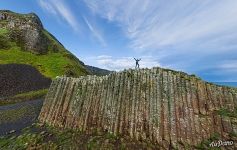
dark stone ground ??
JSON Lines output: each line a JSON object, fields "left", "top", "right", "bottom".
{"left": 0, "top": 64, "right": 51, "bottom": 99}
{"left": 0, "top": 64, "right": 49, "bottom": 137}
{"left": 0, "top": 99, "right": 43, "bottom": 136}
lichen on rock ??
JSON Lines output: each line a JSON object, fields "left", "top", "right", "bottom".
{"left": 0, "top": 10, "right": 49, "bottom": 54}
{"left": 39, "top": 67, "right": 237, "bottom": 149}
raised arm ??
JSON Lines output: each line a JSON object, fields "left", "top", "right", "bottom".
{"left": 134, "top": 58, "right": 137, "bottom": 61}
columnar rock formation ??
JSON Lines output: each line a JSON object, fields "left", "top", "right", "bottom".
{"left": 39, "top": 67, "right": 237, "bottom": 149}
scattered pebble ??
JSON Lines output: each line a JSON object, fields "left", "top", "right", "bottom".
{"left": 9, "top": 129, "right": 15, "bottom": 134}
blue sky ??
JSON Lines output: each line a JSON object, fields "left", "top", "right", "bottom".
{"left": 1, "top": 0, "right": 237, "bottom": 82}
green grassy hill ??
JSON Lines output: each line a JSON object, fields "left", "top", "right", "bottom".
{"left": 0, "top": 10, "right": 88, "bottom": 103}
{"left": 0, "top": 28, "right": 88, "bottom": 79}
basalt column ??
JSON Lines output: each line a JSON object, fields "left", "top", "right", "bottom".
{"left": 39, "top": 67, "right": 237, "bottom": 148}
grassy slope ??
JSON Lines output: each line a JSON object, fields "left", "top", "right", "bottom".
{"left": 0, "top": 28, "right": 88, "bottom": 79}
{"left": 0, "top": 48, "right": 79, "bottom": 78}
{"left": 0, "top": 27, "right": 88, "bottom": 104}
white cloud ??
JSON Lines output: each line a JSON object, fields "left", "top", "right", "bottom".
{"left": 84, "top": 0, "right": 237, "bottom": 81}
{"left": 86, "top": 55, "right": 160, "bottom": 71}
{"left": 84, "top": 0, "right": 237, "bottom": 52}
{"left": 38, "top": 0, "right": 57, "bottom": 15}
{"left": 38, "top": 0, "right": 79, "bottom": 31}
{"left": 97, "top": 55, "right": 112, "bottom": 59}
{"left": 219, "top": 60, "right": 237, "bottom": 72}
{"left": 83, "top": 16, "right": 107, "bottom": 46}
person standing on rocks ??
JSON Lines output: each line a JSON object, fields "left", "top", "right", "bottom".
{"left": 134, "top": 58, "right": 141, "bottom": 69}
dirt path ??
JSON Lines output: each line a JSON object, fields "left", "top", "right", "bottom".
{"left": 0, "top": 99, "right": 43, "bottom": 136}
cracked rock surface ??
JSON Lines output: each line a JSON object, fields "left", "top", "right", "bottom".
{"left": 39, "top": 67, "right": 237, "bottom": 149}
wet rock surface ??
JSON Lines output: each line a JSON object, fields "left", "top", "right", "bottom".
{"left": 39, "top": 67, "right": 237, "bottom": 148}
{"left": 0, "top": 64, "right": 51, "bottom": 99}
{"left": 0, "top": 99, "right": 43, "bottom": 136}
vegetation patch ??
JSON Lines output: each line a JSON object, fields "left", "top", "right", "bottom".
{"left": 0, "top": 89, "right": 48, "bottom": 106}
{"left": 194, "top": 133, "right": 221, "bottom": 150}
{"left": 0, "top": 28, "right": 13, "bottom": 49}
{"left": 0, "top": 106, "right": 32, "bottom": 124}
{"left": 0, "top": 28, "right": 9, "bottom": 35}
{"left": 0, "top": 48, "right": 87, "bottom": 78}
{"left": 216, "top": 107, "right": 237, "bottom": 118}
{"left": 0, "top": 99, "right": 42, "bottom": 125}
{"left": 0, "top": 124, "right": 160, "bottom": 150}
{"left": 229, "top": 131, "right": 237, "bottom": 138}
{"left": 0, "top": 27, "right": 88, "bottom": 79}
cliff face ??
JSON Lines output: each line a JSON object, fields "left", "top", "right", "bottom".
{"left": 0, "top": 10, "right": 89, "bottom": 78}
{"left": 0, "top": 10, "right": 49, "bottom": 54}
{"left": 39, "top": 67, "right": 237, "bottom": 149}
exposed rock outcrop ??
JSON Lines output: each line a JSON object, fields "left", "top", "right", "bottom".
{"left": 0, "top": 10, "right": 108, "bottom": 77}
{"left": 0, "top": 10, "right": 90, "bottom": 78}
{"left": 0, "top": 10, "right": 49, "bottom": 54}
{"left": 39, "top": 67, "right": 237, "bottom": 149}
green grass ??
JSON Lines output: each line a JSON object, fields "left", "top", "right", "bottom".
{"left": 0, "top": 28, "right": 8, "bottom": 35}
{"left": 0, "top": 28, "right": 88, "bottom": 78}
{"left": 194, "top": 133, "right": 221, "bottom": 150}
{"left": 216, "top": 107, "right": 237, "bottom": 118}
{"left": 0, "top": 28, "right": 13, "bottom": 49}
{"left": 43, "top": 29, "right": 65, "bottom": 53}
{"left": 0, "top": 124, "right": 160, "bottom": 150}
{"left": 229, "top": 131, "right": 237, "bottom": 138}
{"left": 0, "top": 89, "right": 48, "bottom": 106}
{"left": 0, "top": 24, "right": 88, "bottom": 106}
{"left": 0, "top": 48, "right": 87, "bottom": 78}
{"left": 0, "top": 99, "right": 42, "bottom": 125}
{"left": 0, "top": 106, "right": 33, "bottom": 124}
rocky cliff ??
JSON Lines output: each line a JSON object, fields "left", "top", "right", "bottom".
{"left": 0, "top": 10, "right": 49, "bottom": 54}
{"left": 39, "top": 67, "right": 237, "bottom": 149}
{"left": 0, "top": 10, "right": 89, "bottom": 78}
{"left": 0, "top": 10, "right": 112, "bottom": 78}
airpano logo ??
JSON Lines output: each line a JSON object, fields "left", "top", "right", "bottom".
{"left": 209, "top": 140, "right": 234, "bottom": 147}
